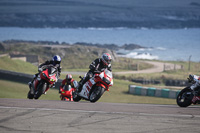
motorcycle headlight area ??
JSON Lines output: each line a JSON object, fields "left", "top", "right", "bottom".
{"left": 103, "top": 77, "right": 111, "bottom": 85}
{"left": 50, "top": 78, "right": 55, "bottom": 82}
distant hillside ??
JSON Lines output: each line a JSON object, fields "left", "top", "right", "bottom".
{"left": 3, "top": 40, "right": 146, "bottom": 51}
{"left": 1, "top": 41, "right": 153, "bottom": 71}
{"left": 0, "top": 0, "right": 199, "bottom": 28}
{"left": 1, "top": 41, "right": 115, "bottom": 69}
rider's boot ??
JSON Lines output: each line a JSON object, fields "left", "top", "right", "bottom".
{"left": 77, "top": 82, "right": 83, "bottom": 92}
{"left": 77, "top": 75, "right": 91, "bottom": 92}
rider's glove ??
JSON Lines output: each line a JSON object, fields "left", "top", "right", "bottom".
{"left": 38, "top": 67, "right": 43, "bottom": 72}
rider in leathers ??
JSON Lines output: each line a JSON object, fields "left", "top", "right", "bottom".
{"left": 59, "top": 74, "right": 75, "bottom": 93}
{"left": 28, "top": 55, "right": 61, "bottom": 92}
{"left": 77, "top": 53, "right": 112, "bottom": 92}
{"left": 188, "top": 74, "right": 200, "bottom": 103}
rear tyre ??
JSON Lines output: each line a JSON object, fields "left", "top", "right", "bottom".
{"left": 34, "top": 82, "right": 47, "bottom": 99}
{"left": 90, "top": 86, "right": 105, "bottom": 103}
{"left": 27, "top": 90, "right": 34, "bottom": 99}
{"left": 176, "top": 87, "right": 193, "bottom": 107}
{"left": 72, "top": 91, "right": 82, "bottom": 102}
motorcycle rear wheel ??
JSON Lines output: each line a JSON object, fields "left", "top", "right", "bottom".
{"left": 73, "top": 91, "right": 82, "bottom": 102}
{"left": 90, "top": 86, "right": 105, "bottom": 103}
{"left": 176, "top": 87, "right": 193, "bottom": 107}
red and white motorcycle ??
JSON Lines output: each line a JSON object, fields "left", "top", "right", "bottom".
{"left": 73, "top": 69, "right": 113, "bottom": 103}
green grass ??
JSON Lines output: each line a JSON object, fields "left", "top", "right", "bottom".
{"left": 0, "top": 55, "right": 183, "bottom": 104}
{"left": 0, "top": 54, "right": 188, "bottom": 104}
{"left": 0, "top": 56, "right": 37, "bottom": 74}
{"left": 0, "top": 79, "right": 176, "bottom": 104}
{"left": 0, "top": 79, "right": 60, "bottom": 100}
{"left": 98, "top": 79, "right": 176, "bottom": 104}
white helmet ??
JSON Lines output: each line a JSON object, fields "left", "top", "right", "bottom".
{"left": 52, "top": 55, "right": 61, "bottom": 65}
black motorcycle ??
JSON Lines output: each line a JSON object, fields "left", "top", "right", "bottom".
{"left": 176, "top": 75, "right": 200, "bottom": 107}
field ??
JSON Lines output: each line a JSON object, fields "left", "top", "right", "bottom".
{"left": 0, "top": 79, "right": 176, "bottom": 104}
{"left": 1, "top": 55, "right": 196, "bottom": 105}
{"left": 1, "top": 41, "right": 200, "bottom": 104}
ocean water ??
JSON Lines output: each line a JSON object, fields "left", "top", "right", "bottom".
{"left": 0, "top": 27, "right": 200, "bottom": 62}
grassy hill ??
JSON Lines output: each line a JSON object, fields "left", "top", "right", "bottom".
{"left": 0, "top": 41, "right": 153, "bottom": 71}
{"left": 0, "top": 56, "right": 37, "bottom": 74}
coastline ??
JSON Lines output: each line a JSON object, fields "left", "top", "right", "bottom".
{"left": 0, "top": 27, "right": 200, "bottom": 62}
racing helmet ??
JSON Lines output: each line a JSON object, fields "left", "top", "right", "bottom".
{"left": 52, "top": 55, "right": 61, "bottom": 65}
{"left": 66, "top": 74, "right": 72, "bottom": 83}
{"left": 101, "top": 53, "right": 112, "bottom": 66}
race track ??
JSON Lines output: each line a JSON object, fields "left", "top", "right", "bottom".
{"left": 0, "top": 98, "right": 200, "bottom": 133}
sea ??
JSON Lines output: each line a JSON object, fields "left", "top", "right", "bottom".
{"left": 0, "top": 27, "right": 200, "bottom": 62}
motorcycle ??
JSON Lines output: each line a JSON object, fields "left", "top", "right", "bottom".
{"left": 60, "top": 84, "right": 76, "bottom": 101}
{"left": 73, "top": 69, "right": 113, "bottom": 103}
{"left": 176, "top": 75, "right": 200, "bottom": 107}
{"left": 27, "top": 65, "right": 58, "bottom": 99}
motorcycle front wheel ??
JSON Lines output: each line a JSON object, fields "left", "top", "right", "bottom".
{"left": 89, "top": 86, "right": 105, "bottom": 103}
{"left": 27, "top": 90, "right": 34, "bottom": 99}
{"left": 176, "top": 87, "right": 193, "bottom": 107}
{"left": 34, "top": 82, "right": 47, "bottom": 99}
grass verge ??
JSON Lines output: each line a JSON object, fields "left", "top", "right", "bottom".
{"left": 0, "top": 79, "right": 176, "bottom": 104}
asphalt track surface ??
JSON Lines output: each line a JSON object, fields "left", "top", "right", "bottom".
{"left": 0, "top": 98, "right": 200, "bottom": 133}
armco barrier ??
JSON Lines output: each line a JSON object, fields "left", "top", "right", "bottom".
{"left": 129, "top": 85, "right": 181, "bottom": 99}
{"left": 0, "top": 69, "right": 62, "bottom": 89}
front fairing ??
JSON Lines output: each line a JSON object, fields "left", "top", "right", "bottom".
{"left": 98, "top": 69, "right": 113, "bottom": 86}
{"left": 40, "top": 67, "right": 57, "bottom": 84}
{"left": 78, "top": 70, "right": 113, "bottom": 100}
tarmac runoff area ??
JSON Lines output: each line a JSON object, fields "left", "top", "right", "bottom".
{"left": 0, "top": 98, "right": 200, "bottom": 133}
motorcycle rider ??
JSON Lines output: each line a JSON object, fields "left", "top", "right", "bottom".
{"left": 77, "top": 53, "right": 112, "bottom": 92}
{"left": 28, "top": 55, "right": 62, "bottom": 93}
{"left": 59, "top": 74, "right": 75, "bottom": 93}
{"left": 188, "top": 74, "right": 200, "bottom": 103}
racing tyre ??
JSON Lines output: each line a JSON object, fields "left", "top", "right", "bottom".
{"left": 27, "top": 90, "right": 34, "bottom": 99}
{"left": 34, "top": 82, "right": 47, "bottom": 99}
{"left": 90, "top": 86, "right": 105, "bottom": 103}
{"left": 72, "top": 91, "right": 82, "bottom": 102}
{"left": 176, "top": 87, "right": 193, "bottom": 107}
